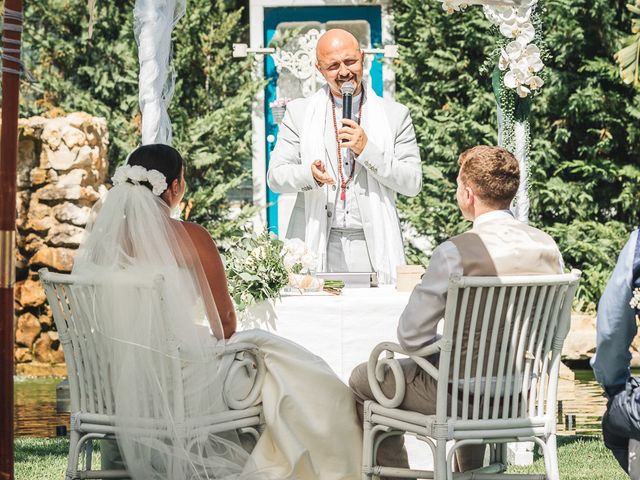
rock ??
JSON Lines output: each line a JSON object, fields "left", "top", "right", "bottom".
{"left": 52, "top": 202, "right": 91, "bottom": 226}
{"left": 562, "top": 314, "right": 597, "bottom": 362}
{"left": 35, "top": 184, "right": 100, "bottom": 203}
{"left": 35, "top": 184, "right": 81, "bottom": 201}
{"left": 42, "top": 144, "right": 77, "bottom": 170}
{"left": 41, "top": 118, "right": 66, "bottom": 150}
{"left": 56, "top": 169, "right": 87, "bottom": 187}
{"left": 61, "top": 125, "right": 86, "bottom": 149}
{"left": 23, "top": 233, "right": 45, "bottom": 254}
{"left": 16, "top": 362, "right": 67, "bottom": 377}
{"left": 39, "top": 313, "right": 54, "bottom": 328}
{"left": 15, "top": 347, "right": 33, "bottom": 363}
{"left": 29, "top": 247, "right": 75, "bottom": 272}
{"left": 16, "top": 191, "right": 30, "bottom": 229}
{"left": 30, "top": 168, "right": 49, "bottom": 186}
{"left": 15, "top": 312, "right": 42, "bottom": 348}
{"left": 25, "top": 201, "right": 55, "bottom": 232}
{"left": 17, "top": 139, "right": 37, "bottom": 188}
{"left": 33, "top": 331, "right": 65, "bottom": 364}
{"left": 34, "top": 332, "right": 54, "bottom": 363}
{"left": 74, "top": 145, "right": 98, "bottom": 169}
{"left": 66, "top": 112, "right": 93, "bottom": 129}
{"left": 47, "top": 223, "right": 84, "bottom": 247}
{"left": 18, "top": 278, "right": 46, "bottom": 308}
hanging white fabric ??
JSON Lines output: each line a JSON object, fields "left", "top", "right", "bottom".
{"left": 134, "top": 0, "right": 185, "bottom": 145}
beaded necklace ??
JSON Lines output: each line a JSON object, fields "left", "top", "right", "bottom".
{"left": 330, "top": 89, "right": 364, "bottom": 202}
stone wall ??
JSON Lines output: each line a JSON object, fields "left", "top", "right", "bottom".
{"left": 14, "top": 112, "right": 108, "bottom": 376}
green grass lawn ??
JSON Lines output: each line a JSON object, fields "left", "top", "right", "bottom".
{"left": 15, "top": 435, "right": 626, "bottom": 480}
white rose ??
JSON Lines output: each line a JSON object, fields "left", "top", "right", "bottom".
{"left": 128, "top": 165, "right": 147, "bottom": 182}
{"left": 112, "top": 165, "right": 129, "bottom": 185}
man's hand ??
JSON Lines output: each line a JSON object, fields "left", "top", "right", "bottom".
{"left": 311, "top": 160, "right": 335, "bottom": 186}
{"left": 339, "top": 118, "right": 368, "bottom": 156}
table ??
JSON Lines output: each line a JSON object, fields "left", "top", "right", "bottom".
{"left": 270, "top": 286, "right": 411, "bottom": 382}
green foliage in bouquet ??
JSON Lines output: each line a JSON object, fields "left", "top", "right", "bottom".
{"left": 224, "top": 231, "right": 289, "bottom": 313}
{"left": 394, "top": 0, "right": 639, "bottom": 306}
{"left": 17, "top": 0, "right": 259, "bottom": 246}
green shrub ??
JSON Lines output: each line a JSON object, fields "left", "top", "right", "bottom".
{"left": 18, "top": 0, "right": 257, "bottom": 245}
{"left": 394, "top": 0, "right": 639, "bottom": 305}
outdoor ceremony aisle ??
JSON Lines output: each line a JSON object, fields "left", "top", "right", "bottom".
{"left": 261, "top": 285, "right": 433, "bottom": 470}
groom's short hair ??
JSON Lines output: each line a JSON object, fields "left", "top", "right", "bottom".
{"left": 458, "top": 146, "right": 520, "bottom": 208}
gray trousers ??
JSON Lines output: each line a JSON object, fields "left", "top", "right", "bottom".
{"left": 327, "top": 228, "right": 373, "bottom": 273}
{"left": 602, "top": 377, "right": 640, "bottom": 476}
{"left": 349, "top": 358, "right": 485, "bottom": 478}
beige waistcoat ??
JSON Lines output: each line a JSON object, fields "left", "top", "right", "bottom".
{"left": 447, "top": 217, "right": 563, "bottom": 387}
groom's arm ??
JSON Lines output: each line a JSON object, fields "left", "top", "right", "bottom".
{"left": 355, "top": 104, "right": 422, "bottom": 197}
{"left": 397, "top": 241, "right": 461, "bottom": 351}
{"left": 267, "top": 103, "right": 319, "bottom": 194}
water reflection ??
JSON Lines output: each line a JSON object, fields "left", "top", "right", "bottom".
{"left": 14, "top": 370, "right": 612, "bottom": 438}
{"left": 14, "top": 377, "right": 69, "bottom": 438}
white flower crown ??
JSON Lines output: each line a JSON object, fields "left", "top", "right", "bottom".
{"left": 112, "top": 164, "right": 168, "bottom": 196}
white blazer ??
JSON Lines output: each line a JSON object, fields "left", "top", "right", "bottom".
{"left": 267, "top": 87, "right": 422, "bottom": 282}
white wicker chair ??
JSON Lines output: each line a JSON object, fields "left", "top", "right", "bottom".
{"left": 39, "top": 268, "right": 265, "bottom": 480}
{"left": 364, "top": 272, "right": 581, "bottom": 480}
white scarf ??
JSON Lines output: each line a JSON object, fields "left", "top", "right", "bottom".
{"left": 299, "top": 83, "right": 406, "bottom": 283}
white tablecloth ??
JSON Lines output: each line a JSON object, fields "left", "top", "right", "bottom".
{"left": 270, "top": 286, "right": 411, "bottom": 382}
{"left": 266, "top": 285, "right": 435, "bottom": 469}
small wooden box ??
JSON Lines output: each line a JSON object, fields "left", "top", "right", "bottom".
{"left": 396, "top": 265, "right": 425, "bottom": 292}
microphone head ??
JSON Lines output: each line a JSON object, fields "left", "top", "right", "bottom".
{"left": 340, "top": 81, "right": 356, "bottom": 96}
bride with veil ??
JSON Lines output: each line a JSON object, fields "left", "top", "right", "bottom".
{"left": 71, "top": 144, "right": 363, "bottom": 479}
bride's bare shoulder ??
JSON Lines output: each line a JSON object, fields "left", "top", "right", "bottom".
{"left": 178, "top": 220, "right": 219, "bottom": 251}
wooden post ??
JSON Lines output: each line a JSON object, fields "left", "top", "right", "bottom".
{"left": 0, "top": 2, "right": 23, "bottom": 479}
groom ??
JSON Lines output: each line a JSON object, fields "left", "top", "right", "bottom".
{"left": 349, "top": 145, "right": 565, "bottom": 475}
{"left": 267, "top": 29, "right": 422, "bottom": 283}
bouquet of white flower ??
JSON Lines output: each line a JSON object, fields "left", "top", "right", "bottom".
{"left": 281, "top": 238, "right": 324, "bottom": 292}
{"left": 225, "top": 231, "right": 289, "bottom": 328}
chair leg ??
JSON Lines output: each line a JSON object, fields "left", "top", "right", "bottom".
{"left": 435, "top": 439, "right": 448, "bottom": 480}
{"left": 66, "top": 429, "right": 81, "bottom": 480}
{"left": 362, "top": 417, "right": 374, "bottom": 480}
{"left": 545, "top": 434, "right": 560, "bottom": 480}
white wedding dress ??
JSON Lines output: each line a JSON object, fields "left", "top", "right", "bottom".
{"left": 72, "top": 182, "right": 362, "bottom": 480}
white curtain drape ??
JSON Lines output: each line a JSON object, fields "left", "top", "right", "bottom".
{"left": 134, "top": 0, "right": 185, "bottom": 145}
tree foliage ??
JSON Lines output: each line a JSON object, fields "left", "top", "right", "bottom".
{"left": 394, "top": 0, "right": 640, "bottom": 305}
{"left": 18, "top": 0, "right": 257, "bottom": 244}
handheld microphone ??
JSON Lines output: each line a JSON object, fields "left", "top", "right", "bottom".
{"left": 340, "top": 81, "right": 356, "bottom": 143}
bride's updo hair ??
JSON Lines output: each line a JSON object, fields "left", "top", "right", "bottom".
{"left": 127, "top": 144, "right": 184, "bottom": 193}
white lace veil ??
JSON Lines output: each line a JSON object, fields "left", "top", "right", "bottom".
{"left": 71, "top": 177, "right": 255, "bottom": 478}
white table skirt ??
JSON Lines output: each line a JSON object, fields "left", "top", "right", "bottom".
{"left": 268, "top": 285, "right": 411, "bottom": 382}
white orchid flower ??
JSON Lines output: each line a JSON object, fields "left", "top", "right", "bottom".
{"left": 523, "top": 44, "right": 544, "bottom": 72}
{"left": 440, "top": 0, "right": 467, "bottom": 14}
{"left": 504, "top": 65, "right": 534, "bottom": 98}
{"left": 516, "top": 84, "right": 532, "bottom": 97}
{"left": 499, "top": 19, "right": 535, "bottom": 44}
{"left": 527, "top": 75, "right": 544, "bottom": 90}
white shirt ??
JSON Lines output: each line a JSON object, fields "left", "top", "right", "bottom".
{"left": 329, "top": 92, "right": 363, "bottom": 230}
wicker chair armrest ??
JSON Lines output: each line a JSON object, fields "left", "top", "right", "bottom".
{"left": 367, "top": 341, "right": 442, "bottom": 408}
{"left": 221, "top": 343, "right": 266, "bottom": 410}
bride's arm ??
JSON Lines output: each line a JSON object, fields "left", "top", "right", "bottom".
{"left": 182, "top": 222, "right": 237, "bottom": 339}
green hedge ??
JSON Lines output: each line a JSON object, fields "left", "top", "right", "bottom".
{"left": 19, "top": 0, "right": 257, "bottom": 245}
{"left": 394, "top": 0, "right": 639, "bottom": 306}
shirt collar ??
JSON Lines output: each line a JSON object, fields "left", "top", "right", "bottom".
{"left": 331, "top": 91, "right": 362, "bottom": 108}
{"left": 473, "top": 209, "right": 514, "bottom": 228}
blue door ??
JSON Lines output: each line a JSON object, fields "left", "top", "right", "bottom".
{"left": 264, "top": 6, "right": 384, "bottom": 235}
